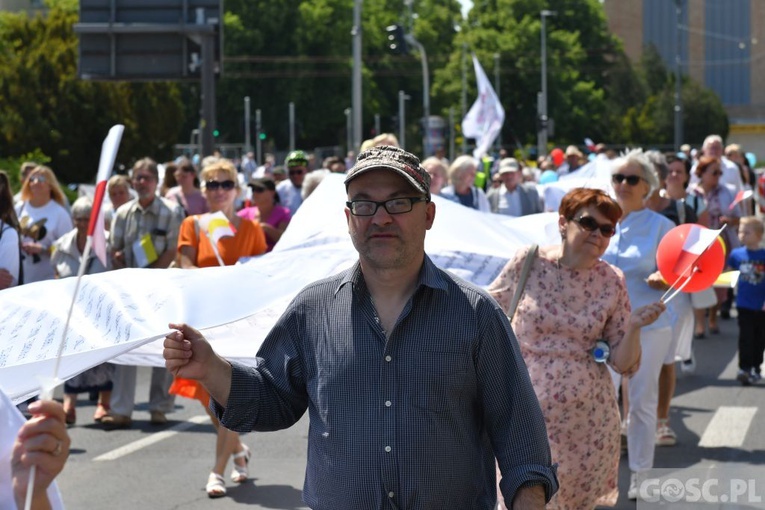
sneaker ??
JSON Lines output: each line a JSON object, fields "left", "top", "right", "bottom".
{"left": 150, "top": 410, "right": 168, "bottom": 425}
{"left": 101, "top": 413, "right": 132, "bottom": 430}
{"left": 680, "top": 352, "right": 696, "bottom": 375}
{"left": 656, "top": 419, "right": 677, "bottom": 446}
{"left": 750, "top": 370, "right": 761, "bottom": 384}
{"left": 737, "top": 369, "right": 752, "bottom": 386}
{"left": 628, "top": 472, "right": 638, "bottom": 500}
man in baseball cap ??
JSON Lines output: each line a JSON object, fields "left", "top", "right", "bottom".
{"left": 487, "top": 157, "right": 543, "bottom": 216}
{"left": 164, "top": 144, "right": 558, "bottom": 509}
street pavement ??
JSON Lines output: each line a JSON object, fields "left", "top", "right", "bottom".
{"left": 55, "top": 308, "right": 763, "bottom": 509}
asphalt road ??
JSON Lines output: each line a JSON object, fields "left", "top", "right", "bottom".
{"left": 55, "top": 309, "right": 763, "bottom": 509}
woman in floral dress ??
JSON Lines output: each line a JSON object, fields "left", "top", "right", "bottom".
{"left": 489, "top": 188, "right": 665, "bottom": 509}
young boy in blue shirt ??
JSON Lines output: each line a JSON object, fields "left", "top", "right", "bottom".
{"left": 728, "top": 217, "right": 765, "bottom": 385}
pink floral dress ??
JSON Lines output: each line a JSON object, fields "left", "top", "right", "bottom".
{"left": 488, "top": 245, "right": 631, "bottom": 509}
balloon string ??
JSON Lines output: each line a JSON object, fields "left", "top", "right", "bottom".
{"left": 661, "top": 267, "right": 698, "bottom": 304}
{"left": 660, "top": 224, "right": 728, "bottom": 304}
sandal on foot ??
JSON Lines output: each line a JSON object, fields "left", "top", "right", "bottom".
{"left": 231, "top": 444, "right": 251, "bottom": 483}
{"left": 206, "top": 472, "right": 226, "bottom": 498}
{"left": 93, "top": 403, "right": 110, "bottom": 422}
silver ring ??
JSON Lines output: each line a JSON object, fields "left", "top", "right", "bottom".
{"left": 52, "top": 440, "right": 62, "bottom": 457}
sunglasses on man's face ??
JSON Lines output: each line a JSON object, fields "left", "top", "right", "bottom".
{"left": 289, "top": 169, "right": 305, "bottom": 176}
{"left": 571, "top": 215, "right": 617, "bottom": 238}
{"left": 611, "top": 173, "right": 643, "bottom": 186}
{"left": 205, "top": 180, "right": 236, "bottom": 191}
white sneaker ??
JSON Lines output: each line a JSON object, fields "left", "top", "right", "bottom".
{"left": 628, "top": 472, "right": 638, "bottom": 500}
{"left": 656, "top": 419, "right": 677, "bottom": 446}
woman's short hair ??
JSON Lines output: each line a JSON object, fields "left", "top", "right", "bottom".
{"left": 694, "top": 156, "right": 718, "bottom": 178}
{"left": 200, "top": 159, "right": 239, "bottom": 189}
{"left": 71, "top": 196, "right": 93, "bottom": 219}
{"left": 613, "top": 149, "right": 659, "bottom": 196}
{"left": 421, "top": 157, "right": 448, "bottom": 180}
{"left": 559, "top": 188, "right": 622, "bottom": 225}
{"left": 645, "top": 150, "right": 669, "bottom": 182}
{"left": 20, "top": 165, "right": 67, "bottom": 206}
{"left": 447, "top": 155, "right": 477, "bottom": 186}
{"left": 107, "top": 174, "right": 131, "bottom": 193}
{"left": 664, "top": 153, "right": 692, "bottom": 187}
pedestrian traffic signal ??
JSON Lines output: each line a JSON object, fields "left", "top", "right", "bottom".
{"left": 259, "top": 132, "right": 266, "bottom": 140}
{"left": 213, "top": 129, "right": 220, "bottom": 137}
{"left": 386, "top": 24, "right": 408, "bottom": 54}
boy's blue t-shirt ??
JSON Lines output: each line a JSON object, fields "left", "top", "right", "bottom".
{"left": 728, "top": 246, "right": 765, "bottom": 311}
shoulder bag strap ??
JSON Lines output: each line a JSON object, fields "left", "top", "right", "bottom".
{"left": 507, "top": 244, "right": 538, "bottom": 322}
{"left": 675, "top": 199, "right": 685, "bottom": 224}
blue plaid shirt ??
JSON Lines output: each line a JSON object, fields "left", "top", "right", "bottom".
{"left": 213, "top": 256, "right": 558, "bottom": 510}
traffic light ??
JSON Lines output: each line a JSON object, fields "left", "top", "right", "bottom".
{"left": 258, "top": 132, "right": 266, "bottom": 140}
{"left": 213, "top": 129, "right": 220, "bottom": 137}
{"left": 386, "top": 24, "right": 408, "bottom": 54}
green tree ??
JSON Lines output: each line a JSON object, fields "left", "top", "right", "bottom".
{"left": 0, "top": 1, "right": 184, "bottom": 184}
{"left": 618, "top": 45, "right": 728, "bottom": 146}
{"left": 433, "top": 0, "right": 621, "bottom": 149}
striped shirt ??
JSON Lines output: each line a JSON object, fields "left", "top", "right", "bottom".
{"left": 109, "top": 196, "right": 183, "bottom": 268}
{"left": 213, "top": 256, "right": 558, "bottom": 510}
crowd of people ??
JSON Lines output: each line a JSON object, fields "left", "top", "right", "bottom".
{"left": 0, "top": 133, "right": 763, "bottom": 509}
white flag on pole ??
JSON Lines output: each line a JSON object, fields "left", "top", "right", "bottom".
{"left": 462, "top": 54, "right": 505, "bottom": 159}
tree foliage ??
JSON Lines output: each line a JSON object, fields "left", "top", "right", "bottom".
{"left": 0, "top": 0, "right": 184, "bottom": 185}
{"left": 619, "top": 45, "right": 728, "bottom": 146}
{"left": 0, "top": 0, "right": 731, "bottom": 175}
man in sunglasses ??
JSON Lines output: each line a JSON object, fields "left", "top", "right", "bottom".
{"left": 105, "top": 157, "right": 185, "bottom": 429}
{"left": 277, "top": 150, "right": 309, "bottom": 214}
{"left": 163, "top": 145, "right": 558, "bottom": 509}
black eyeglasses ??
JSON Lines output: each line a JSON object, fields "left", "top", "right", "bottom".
{"left": 570, "top": 216, "right": 617, "bottom": 238}
{"left": 346, "top": 197, "right": 429, "bottom": 216}
{"left": 205, "top": 180, "right": 236, "bottom": 191}
{"left": 612, "top": 174, "right": 643, "bottom": 186}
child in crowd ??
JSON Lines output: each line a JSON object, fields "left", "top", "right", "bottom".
{"left": 728, "top": 216, "right": 765, "bottom": 385}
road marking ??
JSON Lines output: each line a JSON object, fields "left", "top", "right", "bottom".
{"left": 698, "top": 406, "right": 757, "bottom": 448}
{"left": 94, "top": 415, "right": 210, "bottom": 461}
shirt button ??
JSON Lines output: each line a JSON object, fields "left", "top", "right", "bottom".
{"left": 388, "top": 492, "right": 395, "bottom": 498}
{"left": 385, "top": 355, "right": 392, "bottom": 362}
{"left": 385, "top": 400, "right": 391, "bottom": 407}
{"left": 385, "top": 445, "right": 391, "bottom": 452}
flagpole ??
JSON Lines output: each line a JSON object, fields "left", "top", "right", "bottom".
{"left": 25, "top": 124, "right": 124, "bottom": 510}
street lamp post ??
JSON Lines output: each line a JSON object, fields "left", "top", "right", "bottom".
{"left": 674, "top": 0, "right": 684, "bottom": 151}
{"left": 461, "top": 43, "right": 467, "bottom": 154}
{"left": 537, "top": 9, "right": 556, "bottom": 158}
{"left": 351, "top": 0, "right": 362, "bottom": 153}
{"left": 494, "top": 53, "right": 501, "bottom": 152}
{"left": 405, "top": 33, "right": 430, "bottom": 157}
{"left": 398, "top": 90, "right": 410, "bottom": 150}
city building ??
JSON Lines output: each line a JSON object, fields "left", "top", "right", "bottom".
{"left": 604, "top": 0, "right": 765, "bottom": 158}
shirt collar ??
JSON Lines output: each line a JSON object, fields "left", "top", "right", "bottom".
{"left": 335, "top": 255, "right": 449, "bottom": 296}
